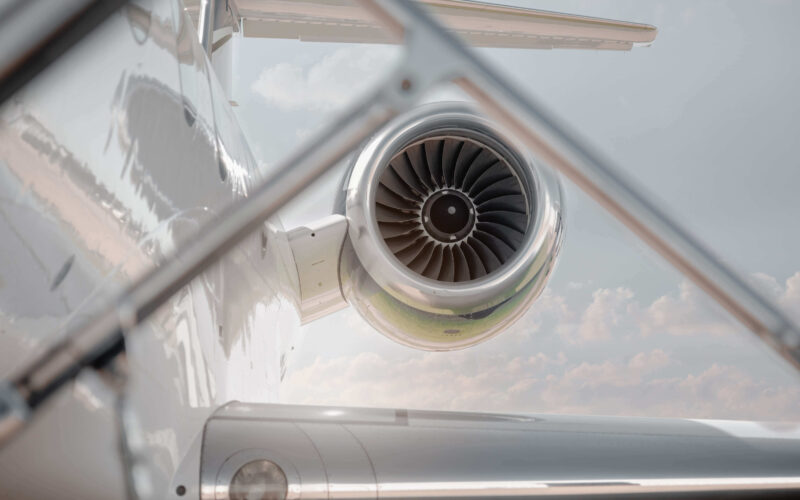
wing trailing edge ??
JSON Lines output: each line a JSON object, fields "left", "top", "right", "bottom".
{"left": 187, "top": 0, "right": 657, "bottom": 51}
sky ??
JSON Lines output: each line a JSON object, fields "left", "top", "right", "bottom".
{"left": 231, "top": 0, "right": 800, "bottom": 420}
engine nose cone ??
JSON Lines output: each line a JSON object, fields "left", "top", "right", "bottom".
{"left": 422, "top": 190, "right": 475, "bottom": 242}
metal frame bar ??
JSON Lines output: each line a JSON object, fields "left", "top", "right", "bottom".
{"left": 2, "top": 0, "right": 799, "bottom": 449}
{"left": 197, "top": 0, "right": 215, "bottom": 55}
{"left": 0, "top": 0, "right": 128, "bottom": 106}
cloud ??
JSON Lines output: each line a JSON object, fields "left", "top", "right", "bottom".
{"left": 283, "top": 349, "right": 800, "bottom": 420}
{"left": 752, "top": 271, "right": 800, "bottom": 323}
{"left": 283, "top": 350, "right": 568, "bottom": 413}
{"left": 628, "top": 348, "right": 671, "bottom": 372}
{"left": 283, "top": 272, "right": 800, "bottom": 421}
{"left": 527, "top": 274, "right": 796, "bottom": 343}
{"left": 642, "top": 280, "right": 731, "bottom": 337}
{"left": 783, "top": 273, "right": 800, "bottom": 312}
{"left": 509, "top": 280, "right": 731, "bottom": 345}
{"left": 577, "top": 287, "right": 640, "bottom": 341}
{"left": 251, "top": 46, "right": 398, "bottom": 112}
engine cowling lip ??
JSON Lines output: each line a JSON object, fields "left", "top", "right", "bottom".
{"left": 345, "top": 102, "right": 562, "bottom": 315}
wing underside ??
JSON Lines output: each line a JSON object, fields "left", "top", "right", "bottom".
{"left": 202, "top": 403, "right": 800, "bottom": 499}
{"left": 186, "top": 0, "right": 657, "bottom": 51}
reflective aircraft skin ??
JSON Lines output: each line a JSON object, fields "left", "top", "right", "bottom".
{"left": 0, "top": 2, "right": 301, "bottom": 497}
{"left": 0, "top": 1, "right": 799, "bottom": 499}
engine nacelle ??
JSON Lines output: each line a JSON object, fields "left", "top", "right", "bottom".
{"left": 340, "top": 103, "right": 564, "bottom": 350}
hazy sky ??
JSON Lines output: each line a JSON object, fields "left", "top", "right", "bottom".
{"left": 233, "top": 1, "right": 800, "bottom": 420}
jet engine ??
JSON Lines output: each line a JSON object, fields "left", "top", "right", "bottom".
{"left": 338, "top": 103, "right": 564, "bottom": 350}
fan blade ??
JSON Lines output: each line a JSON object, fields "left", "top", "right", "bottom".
{"left": 422, "top": 244, "right": 445, "bottom": 279}
{"left": 474, "top": 229, "right": 516, "bottom": 263}
{"left": 468, "top": 164, "right": 513, "bottom": 197}
{"left": 408, "top": 240, "right": 437, "bottom": 274}
{"left": 477, "top": 194, "right": 527, "bottom": 214}
{"left": 476, "top": 221, "right": 524, "bottom": 250}
{"left": 473, "top": 177, "right": 523, "bottom": 205}
{"left": 395, "top": 237, "right": 429, "bottom": 265}
{"left": 425, "top": 139, "right": 445, "bottom": 188}
{"left": 461, "top": 151, "right": 499, "bottom": 191}
{"left": 403, "top": 146, "right": 435, "bottom": 193}
{"left": 379, "top": 221, "right": 420, "bottom": 239}
{"left": 392, "top": 155, "right": 428, "bottom": 197}
{"left": 381, "top": 167, "right": 424, "bottom": 202}
{"left": 442, "top": 138, "right": 462, "bottom": 188}
{"left": 376, "top": 203, "right": 418, "bottom": 223}
{"left": 451, "top": 244, "right": 473, "bottom": 281}
{"left": 384, "top": 230, "right": 425, "bottom": 253}
{"left": 453, "top": 141, "right": 481, "bottom": 189}
{"left": 477, "top": 210, "right": 528, "bottom": 234}
{"left": 376, "top": 184, "right": 418, "bottom": 212}
{"left": 438, "top": 246, "right": 456, "bottom": 282}
{"left": 467, "top": 236, "right": 502, "bottom": 272}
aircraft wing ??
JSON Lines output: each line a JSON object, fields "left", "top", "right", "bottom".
{"left": 202, "top": 403, "right": 800, "bottom": 498}
{"left": 188, "top": 0, "right": 657, "bottom": 51}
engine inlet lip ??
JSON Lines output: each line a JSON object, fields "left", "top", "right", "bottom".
{"left": 345, "top": 103, "right": 563, "bottom": 316}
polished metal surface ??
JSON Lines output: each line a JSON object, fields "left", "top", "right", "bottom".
{"left": 0, "top": 0, "right": 127, "bottom": 104}
{"left": 0, "top": 0, "right": 89, "bottom": 79}
{"left": 341, "top": 103, "right": 563, "bottom": 350}
{"left": 232, "top": 0, "right": 657, "bottom": 50}
{"left": 201, "top": 403, "right": 800, "bottom": 499}
{"left": 0, "top": 34, "right": 406, "bottom": 453}
{"left": 197, "top": 0, "right": 215, "bottom": 55}
{"left": 345, "top": 103, "right": 563, "bottom": 316}
{"left": 0, "top": 382, "right": 27, "bottom": 442}
{"left": 0, "top": 0, "right": 302, "bottom": 497}
{"left": 286, "top": 214, "right": 349, "bottom": 323}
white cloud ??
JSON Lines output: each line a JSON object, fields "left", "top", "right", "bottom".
{"left": 251, "top": 46, "right": 399, "bottom": 112}
{"left": 283, "top": 349, "right": 800, "bottom": 420}
{"left": 776, "top": 272, "right": 800, "bottom": 321}
{"left": 749, "top": 271, "right": 800, "bottom": 323}
{"left": 541, "top": 275, "right": 797, "bottom": 343}
{"left": 566, "top": 280, "right": 591, "bottom": 290}
{"left": 512, "top": 280, "right": 732, "bottom": 345}
{"left": 576, "top": 287, "right": 640, "bottom": 341}
{"left": 503, "top": 288, "right": 573, "bottom": 343}
{"left": 642, "top": 280, "right": 730, "bottom": 337}
{"left": 283, "top": 272, "right": 800, "bottom": 421}
{"left": 628, "top": 348, "right": 671, "bottom": 372}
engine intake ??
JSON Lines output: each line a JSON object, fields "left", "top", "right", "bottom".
{"left": 341, "top": 103, "right": 564, "bottom": 350}
{"left": 377, "top": 133, "right": 529, "bottom": 282}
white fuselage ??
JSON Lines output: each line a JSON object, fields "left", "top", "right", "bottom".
{"left": 0, "top": 2, "right": 299, "bottom": 498}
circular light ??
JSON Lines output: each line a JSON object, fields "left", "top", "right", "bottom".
{"left": 229, "top": 460, "right": 287, "bottom": 500}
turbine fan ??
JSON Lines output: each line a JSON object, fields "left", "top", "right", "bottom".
{"left": 375, "top": 135, "right": 530, "bottom": 282}
{"left": 343, "top": 104, "right": 563, "bottom": 349}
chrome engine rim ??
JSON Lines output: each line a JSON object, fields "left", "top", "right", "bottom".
{"left": 345, "top": 103, "right": 563, "bottom": 315}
